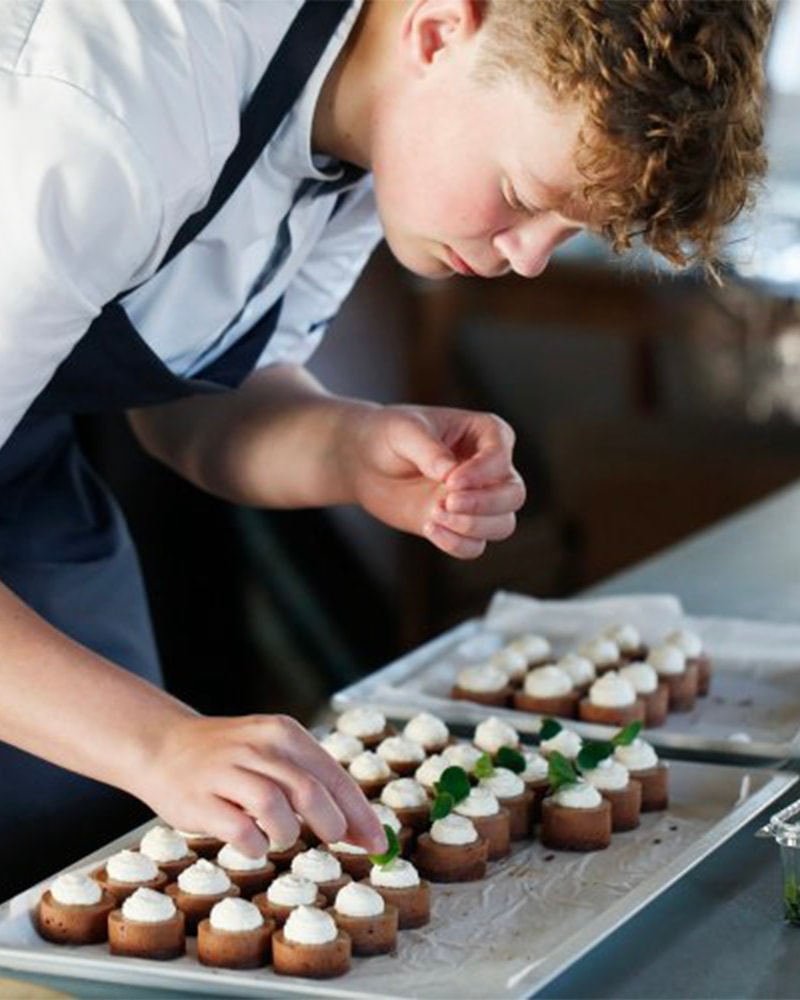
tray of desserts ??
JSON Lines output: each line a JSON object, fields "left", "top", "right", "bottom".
{"left": 0, "top": 714, "right": 795, "bottom": 1000}
{"left": 332, "top": 591, "right": 800, "bottom": 764}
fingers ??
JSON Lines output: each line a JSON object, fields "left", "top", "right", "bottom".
{"left": 387, "top": 413, "right": 457, "bottom": 482}
{"left": 423, "top": 520, "right": 488, "bottom": 559}
{"left": 196, "top": 796, "right": 271, "bottom": 858}
{"left": 247, "top": 716, "right": 387, "bottom": 854}
{"left": 430, "top": 509, "right": 517, "bottom": 543}
{"left": 214, "top": 765, "right": 301, "bottom": 849}
{"left": 443, "top": 478, "right": 526, "bottom": 517}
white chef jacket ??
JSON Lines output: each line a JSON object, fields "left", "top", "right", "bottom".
{"left": 0, "top": 0, "right": 383, "bottom": 451}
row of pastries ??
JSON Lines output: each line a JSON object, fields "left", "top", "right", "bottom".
{"left": 35, "top": 703, "right": 669, "bottom": 979}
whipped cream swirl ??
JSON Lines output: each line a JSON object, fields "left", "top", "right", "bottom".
{"left": 321, "top": 731, "right": 364, "bottom": 765}
{"left": 473, "top": 716, "right": 520, "bottom": 755}
{"left": 349, "top": 750, "right": 391, "bottom": 782}
{"left": 51, "top": 872, "right": 102, "bottom": 906}
{"left": 403, "top": 712, "right": 449, "bottom": 748}
{"left": 140, "top": 826, "right": 190, "bottom": 863}
{"left": 369, "top": 858, "right": 420, "bottom": 889}
{"left": 336, "top": 707, "right": 386, "bottom": 739}
{"left": 177, "top": 859, "right": 231, "bottom": 896}
{"left": 430, "top": 814, "right": 478, "bottom": 845}
{"left": 209, "top": 896, "right": 263, "bottom": 932}
{"left": 620, "top": 661, "right": 659, "bottom": 694}
{"left": 283, "top": 904, "right": 338, "bottom": 945}
{"left": 381, "top": 778, "right": 428, "bottom": 810}
{"left": 480, "top": 767, "right": 525, "bottom": 799}
{"left": 266, "top": 873, "right": 317, "bottom": 907}
{"left": 106, "top": 850, "right": 159, "bottom": 884}
{"left": 523, "top": 665, "right": 572, "bottom": 698}
{"left": 588, "top": 671, "right": 636, "bottom": 707}
{"left": 291, "top": 849, "right": 342, "bottom": 883}
{"left": 217, "top": 844, "right": 268, "bottom": 872}
{"left": 614, "top": 738, "right": 659, "bottom": 771}
{"left": 121, "top": 887, "right": 176, "bottom": 923}
{"left": 551, "top": 781, "right": 603, "bottom": 809}
{"left": 334, "top": 882, "right": 385, "bottom": 918}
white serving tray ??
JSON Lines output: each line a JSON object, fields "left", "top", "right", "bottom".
{"left": 332, "top": 593, "right": 800, "bottom": 764}
{"left": 0, "top": 764, "right": 795, "bottom": 999}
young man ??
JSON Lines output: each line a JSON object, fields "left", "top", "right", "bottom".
{"left": 0, "top": 0, "right": 771, "bottom": 899}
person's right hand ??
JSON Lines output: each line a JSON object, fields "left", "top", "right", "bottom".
{"left": 129, "top": 713, "right": 387, "bottom": 858}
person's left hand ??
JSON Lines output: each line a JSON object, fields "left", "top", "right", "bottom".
{"left": 341, "top": 404, "right": 526, "bottom": 559}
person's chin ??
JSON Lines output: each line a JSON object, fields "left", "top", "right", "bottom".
{"left": 384, "top": 236, "right": 454, "bottom": 280}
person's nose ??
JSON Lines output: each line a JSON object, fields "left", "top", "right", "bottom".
{"left": 492, "top": 214, "right": 582, "bottom": 279}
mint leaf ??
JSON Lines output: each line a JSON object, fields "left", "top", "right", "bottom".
{"left": 539, "top": 718, "right": 563, "bottom": 741}
{"left": 547, "top": 750, "right": 580, "bottom": 793}
{"left": 430, "top": 790, "right": 455, "bottom": 821}
{"left": 577, "top": 741, "right": 613, "bottom": 772}
{"left": 368, "top": 825, "right": 400, "bottom": 867}
{"left": 474, "top": 752, "right": 495, "bottom": 781}
{"left": 435, "top": 766, "right": 471, "bottom": 804}
{"left": 495, "top": 746, "right": 526, "bottom": 774}
{"left": 612, "top": 721, "right": 643, "bottom": 747}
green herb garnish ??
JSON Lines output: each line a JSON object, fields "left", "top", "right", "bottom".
{"left": 612, "top": 721, "right": 643, "bottom": 747}
{"left": 547, "top": 750, "right": 581, "bottom": 793}
{"left": 576, "top": 741, "right": 614, "bottom": 772}
{"left": 368, "top": 825, "right": 400, "bottom": 867}
{"left": 430, "top": 791, "right": 455, "bottom": 821}
{"left": 474, "top": 752, "right": 495, "bottom": 781}
{"left": 539, "top": 717, "right": 563, "bottom": 741}
{"left": 430, "top": 765, "right": 471, "bottom": 820}
{"left": 495, "top": 746, "right": 526, "bottom": 774}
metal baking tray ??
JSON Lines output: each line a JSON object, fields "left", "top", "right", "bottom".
{"left": 332, "top": 595, "right": 800, "bottom": 764}
{"left": 0, "top": 764, "right": 795, "bottom": 999}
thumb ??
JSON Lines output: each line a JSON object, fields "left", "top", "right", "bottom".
{"left": 390, "top": 415, "right": 457, "bottom": 483}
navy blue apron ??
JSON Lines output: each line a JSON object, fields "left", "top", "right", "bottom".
{"left": 0, "top": 1, "right": 355, "bottom": 901}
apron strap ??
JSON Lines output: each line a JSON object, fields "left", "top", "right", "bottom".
{"left": 156, "top": 0, "right": 353, "bottom": 275}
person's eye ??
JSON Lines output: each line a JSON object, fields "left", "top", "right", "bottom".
{"left": 504, "top": 183, "right": 540, "bottom": 216}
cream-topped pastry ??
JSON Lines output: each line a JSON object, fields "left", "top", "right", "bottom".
{"left": 480, "top": 767, "right": 525, "bottom": 799}
{"left": 367, "top": 858, "right": 430, "bottom": 930}
{"left": 455, "top": 787, "right": 500, "bottom": 818}
{"left": 542, "top": 781, "right": 612, "bottom": 850}
{"left": 140, "top": 826, "right": 191, "bottom": 863}
{"left": 37, "top": 872, "right": 116, "bottom": 945}
{"left": 473, "top": 715, "right": 520, "bottom": 755}
{"left": 583, "top": 758, "right": 630, "bottom": 790}
{"left": 507, "top": 633, "right": 552, "bottom": 666}
{"left": 209, "top": 897, "right": 264, "bottom": 932}
{"left": 178, "top": 859, "right": 231, "bottom": 896}
{"left": 665, "top": 628, "right": 703, "bottom": 658}
{"left": 649, "top": 644, "right": 687, "bottom": 675}
{"left": 370, "top": 858, "right": 420, "bottom": 889}
{"left": 583, "top": 757, "right": 642, "bottom": 831}
{"left": 648, "top": 642, "right": 698, "bottom": 712}
{"left": 520, "top": 748, "right": 549, "bottom": 782}
{"left": 376, "top": 735, "right": 426, "bottom": 767}
{"left": 557, "top": 652, "right": 596, "bottom": 688}
{"left": 489, "top": 646, "right": 529, "bottom": 682}
{"left": 331, "top": 883, "right": 397, "bottom": 956}
{"left": 109, "top": 886, "right": 185, "bottom": 959}
{"left": 540, "top": 728, "right": 583, "bottom": 759}
{"left": 217, "top": 844, "right": 268, "bottom": 872}
{"left": 578, "top": 636, "right": 621, "bottom": 668}
{"left": 430, "top": 814, "right": 479, "bottom": 845}
{"left": 371, "top": 803, "right": 402, "bottom": 834}
{"left": 456, "top": 663, "right": 508, "bottom": 692}
{"left": 454, "top": 787, "right": 509, "bottom": 859}
{"left": 551, "top": 782, "right": 603, "bottom": 809}
{"left": 587, "top": 671, "right": 636, "bottom": 707}
{"left": 580, "top": 670, "right": 645, "bottom": 727}
{"left": 267, "top": 873, "right": 318, "bottom": 908}
{"left": 106, "top": 850, "right": 160, "bottom": 884}
{"left": 52, "top": 872, "right": 103, "bottom": 906}
{"left": 122, "top": 887, "right": 177, "bottom": 923}
{"left": 416, "top": 815, "right": 488, "bottom": 882}
{"left": 403, "top": 712, "right": 449, "bottom": 750}
{"left": 336, "top": 707, "right": 386, "bottom": 741}
{"left": 284, "top": 905, "right": 337, "bottom": 946}
{"left": 614, "top": 738, "right": 659, "bottom": 771}
{"left": 454, "top": 632, "right": 504, "bottom": 661}
{"left": 415, "top": 753, "right": 449, "bottom": 790}
{"left": 321, "top": 731, "right": 364, "bottom": 765}
{"left": 291, "top": 849, "right": 342, "bottom": 884}
{"left": 442, "top": 742, "right": 483, "bottom": 773}
{"left": 620, "top": 661, "right": 659, "bottom": 693}
{"left": 523, "top": 665, "right": 572, "bottom": 697}
{"left": 334, "top": 882, "right": 384, "bottom": 919}
{"left": 381, "top": 778, "right": 428, "bottom": 810}
{"left": 349, "top": 750, "right": 391, "bottom": 785}
{"left": 603, "top": 623, "right": 644, "bottom": 655}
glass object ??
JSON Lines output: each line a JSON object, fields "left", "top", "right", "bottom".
{"left": 759, "top": 798, "right": 800, "bottom": 925}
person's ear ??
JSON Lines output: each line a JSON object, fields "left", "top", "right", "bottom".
{"left": 401, "top": 0, "right": 483, "bottom": 71}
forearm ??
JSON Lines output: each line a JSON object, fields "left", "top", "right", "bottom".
{"left": 129, "top": 365, "right": 377, "bottom": 507}
{"left": 0, "top": 580, "right": 194, "bottom": 797}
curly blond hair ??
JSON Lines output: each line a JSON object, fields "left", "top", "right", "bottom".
{"left": 478, "top": 0, "right": 774, "bottom": 273}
